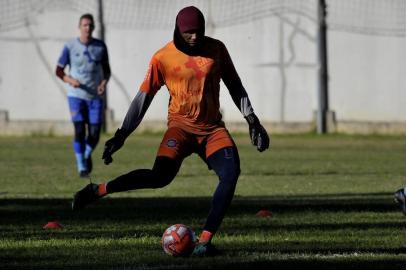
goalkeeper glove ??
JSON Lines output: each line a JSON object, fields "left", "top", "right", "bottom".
{"left": 244, "top": 113, "right": 270, "bottom": 152}
{"left": 102, "top": 128, "right": 128, "bottom": 165}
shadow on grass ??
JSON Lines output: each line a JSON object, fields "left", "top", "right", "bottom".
{"left": 1, "top": 192, "right": 403, "bottom": 236}
{"left": 6, "top": 259, "right": 406, "bottom": 270}
{"left": 1, "top": 193, "right": 406, "bottom": 269}
{"left": 222, "top": 259, "right": 406, "bottom": 270}
{"left": 2, "top": 255, "right": 406, "bottom": 270}
{"left": 0, "top": 192, "right": 400, "bottom": 224}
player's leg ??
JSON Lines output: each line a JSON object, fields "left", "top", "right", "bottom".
{"left": 106, "top": 156, "right": 181, "bottom": 193}
{"left": 206, "top": 147, "right": 240, "bottom": 231}
{"left": 72, "top": 127, "right": 192, "bottom": 210}
{"left": 73, "top": 122, "right": 87, "bottom": 176}
{"left": 194, "top": 147, "right": 240, "bottom": 256}
{"left": 394, "top": 187, "right": 406, "bottom": 215}
{"left": 194, "top": 129, "right": 239, "bottom": 256}
{"left": 72, "top": 156, "right": 181, "bottom": 210}
{"left": 84, "top": 123, "right": 101, "bottom": 173}
{"left": 84, "top": 98, "right": 103, "bottom": 173}
{"left": 107, "top": 126, "right": 192, "bottom": 193}
{"left": 68, "top": 97, "right": 88, "bottom": 177}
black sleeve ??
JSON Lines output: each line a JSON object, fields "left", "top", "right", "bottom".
{"left": 101, "top": 43, "right": 111, "bottom": 81}
{"left": 121, "top": 90, "right": 154, "bottom": 136}
{"left": 220, "top": 42, "right": 254, "bottom": 117}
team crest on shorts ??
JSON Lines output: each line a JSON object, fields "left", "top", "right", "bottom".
{"left": 166, "top": 138, "right": 178, "bottom": 148}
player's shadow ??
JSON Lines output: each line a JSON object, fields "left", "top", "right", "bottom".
{"left": 1, "top": 193, "right": 405, "bottom": 269}
{"left": 0, "top": 192, "right": 401, "bottom": 233}
{"left": 0, "top": 192, "right": 398, "bottom": 223}
{"left": 210, "top": 259, "right": 406, "bottom": 270}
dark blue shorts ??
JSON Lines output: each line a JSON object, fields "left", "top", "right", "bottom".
{"left": 68, "top": 97, "right": 103, "bottom": 124}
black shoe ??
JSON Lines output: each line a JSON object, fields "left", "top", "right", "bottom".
{"left": 79, "top": 170, "right": 89, "bottom": 178}
{"left": 85, "top": 155, "right": 93, "bottom": 174}
{"left": 192, "top": 242, "right": 221, "bottom": 257}
{"left": 72, "top": 183, "right": 100, "bottom": 211}
{"left": 394, "top": 188, "right": 406, "bottom": 216}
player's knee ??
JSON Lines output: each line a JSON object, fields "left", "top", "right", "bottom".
{"left": 219, "top": 160, "right": 240, "bottom": 185}
{"left": 73, "top": 122, "right": 86, "bottom": 141}
{"left": 88, "top": 124, "right": 101, "bottom": 146}
{"left": 209, "top": 147, "right": 240, "bottom": 186}
{"left": 148, "top": 168, "right": 176, "bottom": 188}
{"left": 87, "top": 133, "right": 100, "bottom": 147}
{"left": 152, "top": 172, "right": 175, "bottom": 188}
{"left": 150, "top": 156, "right": 180, "bottom": 188}
{"left": 222, "top": 166, "right": 240, "bottom": 187}
{"left": 233, "top": 167, "right": 241, "bottom": 182}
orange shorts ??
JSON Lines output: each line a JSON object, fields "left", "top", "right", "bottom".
{"left": 157, "top": 127, "right": 235, "bottom": 160}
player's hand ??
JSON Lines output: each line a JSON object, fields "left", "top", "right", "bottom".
{"left": 245, "top": 113, "right": 270, "bottom": 152}
{"left": 102, "top": 128, "right": 127, "bottom": 165}
{"left": 97, "top": 80, "right": 107, "bottom": 96}
{"left": 71, "top": 79, "right": 81, "bottom": 88}
{"left": 66, "top": 76, "right": 80, "bottom": 87}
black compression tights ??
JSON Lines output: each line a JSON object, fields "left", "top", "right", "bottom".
{"left": 203, "top": 147, "right": 240, "bottom": 234}
{"left": 106, "top": 156, "right": 181, "bottom": 192}
{"left": 87, "top": 124, "right": 101, "bottom": 148}
{"left": 105, "top": 146, "right": 240, "bottom": 234}
{"left": 73, "top": 122, "right": 101, "bottom": 148}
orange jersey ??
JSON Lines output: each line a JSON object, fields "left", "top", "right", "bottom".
{"left": 140, "top": 37, "right": 241, "bottom": 135}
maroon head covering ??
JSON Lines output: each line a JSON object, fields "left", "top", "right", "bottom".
{"left": 176, "top": 6, "right": 205, "bottom": 33}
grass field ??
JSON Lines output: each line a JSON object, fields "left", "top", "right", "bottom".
{"left": 1, "top": 133, "right": 406, "bottom": 269}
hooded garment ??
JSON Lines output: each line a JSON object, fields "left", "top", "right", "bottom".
{"left": 176, "top": 6, "right": 205, "bottom": 33}
{"left": 173, "top": 6, "right": 206, "bottom": 56}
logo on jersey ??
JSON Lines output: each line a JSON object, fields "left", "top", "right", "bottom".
{"left": 166, "top": 138, "right": 178, "bottom": 148}
{"left": 185, "top": 56, "right": 213, "bottom": 80}
{"left": 173, "top": 66, "right": 181, "bottom": 73}
{"left": 83, "top": 50, "right": 94, "bottom": 63}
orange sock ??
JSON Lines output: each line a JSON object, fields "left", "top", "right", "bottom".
{"left": 97, "top": 183, "right": 107, "bottom": 197}
{"left": 199, "top": 230, "right": 213, "bottom": 243}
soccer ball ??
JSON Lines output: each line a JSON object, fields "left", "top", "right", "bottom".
{"left": 161, "top": 224, "right": 196, "bottom": 257}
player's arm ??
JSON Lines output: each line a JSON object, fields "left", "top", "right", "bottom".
{"left": 56, "top": 66, "right": 81, "bottom": 87}
{"left": 102, "top": 56, "right": 164, "bottom": 164}
{"left": 97, "top": 43, "right": 111, "bottom": 95}
{"left": 220, "top": 43, "right": 270, "bottom": 152}
{"left": 55, "top": 45, "right": 80, "bottom": 87}
{"left": 122, "top": 90, "right": 154, "bottom": 135}
{"left": 102, "top": 90, "right": 154, "bottom": 164}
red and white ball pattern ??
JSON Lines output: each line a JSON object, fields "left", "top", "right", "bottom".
{"left": 161, "top": 224, "right": 196, "bottom": 257}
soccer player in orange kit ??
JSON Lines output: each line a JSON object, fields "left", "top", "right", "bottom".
{"left": 72, "top": 6, "right": 269, "bottom": 256}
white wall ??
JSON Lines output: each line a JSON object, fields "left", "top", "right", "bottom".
{"left": 0, "top": 10, "right": 79, "bottom": 121}
{"left": 329, "top": 31, "right": 406, "bottom": 122}
{"left": 0, "top": 7, "right": 405, "bottom": 128}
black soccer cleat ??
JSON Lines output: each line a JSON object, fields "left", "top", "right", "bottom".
{"left": 79, "top": 170, "right": 89, "bottom": 178}
{"left": 85, "top": 155, "right": 93, "bottom": 174}
{"left": 394, "top": 188, "right": 406, "bottom": 216}
{"left": 192, "top": 242, "right": 221, "bottom": 257}
{"left": 72, "top": 183, "right": 100, "bottom": 211}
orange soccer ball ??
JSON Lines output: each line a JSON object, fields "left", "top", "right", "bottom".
{"left": 161, "top": 224, "right": 196, "bottom": 257}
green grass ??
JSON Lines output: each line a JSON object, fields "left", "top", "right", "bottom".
{"left": 1, "top": 133, "right": 406, "bottom": 269}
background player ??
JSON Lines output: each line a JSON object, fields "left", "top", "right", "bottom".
{"left": 56, "top": 13, "right": 111, "bottom": 177}
{"left": 72, "top": 6, "right": 269, "bottom": 255}
{"left": 394, "top": 187, "right": 406, "bottom": 215}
